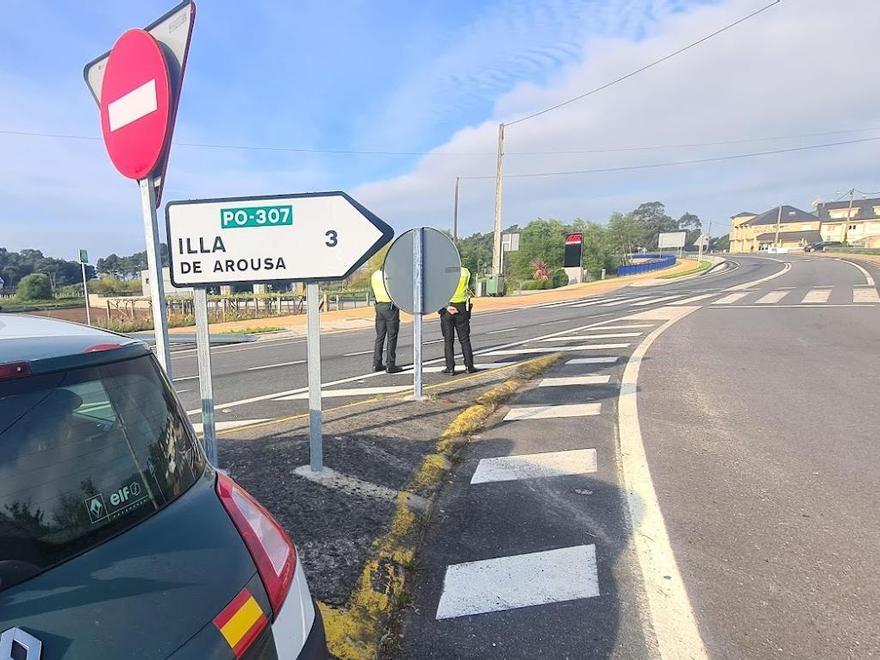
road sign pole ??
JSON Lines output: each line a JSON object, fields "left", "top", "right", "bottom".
{"left": 80, "top": 262, "right": 91, "bottom": 326}
{"left": 306, "top": 281, "right": 323, "bottom": 471}
{"left": 413, "top": 228, "right": 425, "bottom": 400}
{"left": 140, "top": 178, "right": 172, "bottom": 377}
{"left": 193, "top": 287, "right": 217, "bottom": 464}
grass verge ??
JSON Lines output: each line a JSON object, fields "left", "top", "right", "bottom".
{"left": 657, "top": 259, "right": 713, "bottom": 279}
{"left": 220, "top": 325, "right": 285, "bottom": 335}
{"left": 318, "top": 353, "right": 561, "bottom": 659}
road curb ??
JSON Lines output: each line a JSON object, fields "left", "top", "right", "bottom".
{"left": 317, "top": 353, "right": 560, "bottom": 659}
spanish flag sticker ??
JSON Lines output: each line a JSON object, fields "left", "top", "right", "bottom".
{"left": 214, "top": 587, "right": 269, "bottom": 658}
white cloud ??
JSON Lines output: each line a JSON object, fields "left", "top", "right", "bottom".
{"left": 353, "top": 0, "right": 880, "bottom": 237}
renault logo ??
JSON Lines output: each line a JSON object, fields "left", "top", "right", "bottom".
{"left": 0, "top": 628, "right": 42, "bottom": 660}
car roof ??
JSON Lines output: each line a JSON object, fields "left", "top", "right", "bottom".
{"left": 0, "top": 314, "right": 147, "bottom": 365}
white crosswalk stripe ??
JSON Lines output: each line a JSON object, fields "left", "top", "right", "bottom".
{"left": 486, "top": 344, "right": 629, "bottom": 356}
{"left": 435, "top": 545, "right": 600, "bottom": 619}
{"left": 567, "top": 357, "right": 619, "bottom": 365}
{"left": 504, "top": 403, "right": 601, "bottom": 421}
{"left": 755, "top": 290, "right": 788, "bottom": 304}
{"left": 600, "top": 296, "right": 651, "bottom": 307}
{"left": 537, "top": 332, "right": 642, "bottom": 342}
{"left": 539, "top": 375, "right": 611, "bottom": 386}
{"left": 712, "top": 292, "right": 750, "bottom": 305}
{"left": 630, "top": 294, "right": 684, "bottom": 306}
{"left": 573, "top": 297, "right": 626, "bottom": 307}
{"left": 470, "top": 449, "right": 598, "bottom": 484}
{"left": 669, "top": 293, "right": 716, "bottom": 305}
{"left": 853, "top": 286, "right": 880, "bottom": 303}
{"left": 802, "top": 289, "right": 831, "bottom": 303}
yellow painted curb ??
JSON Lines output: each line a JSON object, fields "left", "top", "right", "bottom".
{"left": 316, "top": 353, "right": 561, "bottom": 659}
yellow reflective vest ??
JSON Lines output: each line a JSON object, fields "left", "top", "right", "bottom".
{"left": 371, "top": 269, "right": 392, "bottom": 303}
{"left": 450, "top": 267, "right": 471, "bottom": 304}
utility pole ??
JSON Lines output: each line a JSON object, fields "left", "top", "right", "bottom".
{"left": 774, "top": 204, "right": 783, "bottom": 248}
{"left": 491, "top": 123, "right": 505, "bottom": 274}
{"left": 842, "top": 188, "right": 855, "bottom": 245}
{"left": 453, "top": 176, "right": 460, "bottom": 244}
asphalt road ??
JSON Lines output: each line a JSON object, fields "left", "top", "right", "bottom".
{"left": 385, "top": 253, "right": 879, "bottom": 658}
{"left": 171, "top": 256, "right": 782, "bottom": 430}
{"left": 639, "top": 254, "right": 880, "bottom": 658}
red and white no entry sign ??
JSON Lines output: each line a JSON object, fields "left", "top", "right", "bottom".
{"left": 99, "top": 29, "right": 172, "bottom": 180}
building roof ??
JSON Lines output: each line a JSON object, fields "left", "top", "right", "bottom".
{"left": 754, "top": 230, "right": 822, "bottom": 243}
{"left": 816, "top": 196, "right": 880, "bottom": 221}
{"left": 732, "top": 211, "right": 756, "bottom": 218}
{"left": 0, "top": 314, "right": 144, "bottom": 365}
{"left": 742, "top": 205, "right": 818, "bottom": 226}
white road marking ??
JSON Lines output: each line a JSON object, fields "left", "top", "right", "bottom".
{"left": 277, "top": 385, "right": 411, "bottom": 400}
{"left": 192, "top": 419, "right": 269, "bottom": 434}
{"left": 539, "top": 375, "right": 611, "bottom": 387}
{"left": 424, "top": 338, "right": 444, "bottom": 344}
{"left": 617, "top": 305, "right": 708, "bottom": 659}
{"left": 712, "top": 292, "right": 749, "bottom": 305}
{"left": 471, "top": 449, "right": 598, "bottom": 485}
{"left": 755, "top": 290, "right": 788, "bottom": 304}
{"left": 343, "top": 349, "right": 374, "bottom": 357}
{"left": 601, "top": 296, "right": 651, "bottom": 307}
{"left": 708, "top": 304, "right": 872, "bottom": 309}
{"left": 669, "top": 293, "right": 715, "bottom": 305}
{"left": 566, "top": 357, "right": 619, "bottom": 365}
{"left": 108, "top": 79, "right": 157, "bottom": 131}
{"left": 173, "top": 375, "right": 199, "bottom": 382}
{"left": 504, "top": 403, "right": 601, "bottom": 421}
{"left": 836, "top": 258, "right": 875, "bottom": 286}
{"left": 171, "top": 337, "right": 305, "bottom": 360}
{"left": 537, "top": 332, "right": 642, "bottom": 341}
{"left": 247, "top": 360, "right": 306, "bottom": 371}
{"left": 727, "top": 259, "right": 791, "bottom": 290}
{"left": 435, "top": 545, "right": 599, "bottom": 619}
{"left": 539, "top": 319, "right": 570, "bottom": 326}
{"left": 486, "top": 343, "right": 629, "bottom": 356}
{"left": 853, "top": 286, "right": 880, "bottom": 303}
{"left": 582, "top": 324, "right": 653, "bottom": 330}
{"left": 486, "top": 327, "right": 515, "bottom": 334}
{"left": 802, "top": 288, "right": 830, "bottom": 303}
{"left": 390, "top": 363, "right": 511, "bottom": 374}
{"left": 630, "top": 294, "right": 684, "bottom": 306}
{"left": 293, "top": 465, "right": 398, "bottom": 501}
{"left": 573, "top": 297, "right": 625, "bottom": 307}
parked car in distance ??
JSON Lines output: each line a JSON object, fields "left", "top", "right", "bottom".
{"left": 805, "top": 241, "right": 844, "bottom": 252}
{"left": 0, "top": 315, "right": 327, "bottom": 659}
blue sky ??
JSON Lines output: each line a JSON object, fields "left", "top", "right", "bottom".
{"left": 2, "top": 0, "right": 879, "bottom": 260}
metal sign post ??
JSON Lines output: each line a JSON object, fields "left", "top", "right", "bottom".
{"left": 140, "top": 179, "right": 172, "bottom": 373}
{"left": 79, "top": 249, "right": 91, "bottom": 326}
{"left": 306, "top": 282, "right": 323, "bottom": 471}
{"left": 193, "top": 287, "right": 216, "bottom": 464}
{"left": 166, "top": 191, "right": 393, "bottom": 473}
{"left": 412, "top": 228, "right": 424, "bottom": 400}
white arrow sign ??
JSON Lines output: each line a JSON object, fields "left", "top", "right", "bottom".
{"left": 165, "top": 192, "right": 393, "bottom": 286}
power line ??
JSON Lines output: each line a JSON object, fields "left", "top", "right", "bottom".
{"left": 505, "top": 0, "right": 781, "bottom": 127}
{"left": 459, "top": 135, "right": 880, "bottom": 180}
{"left": 3, "top": 122, "right": 877, "bottom": 158}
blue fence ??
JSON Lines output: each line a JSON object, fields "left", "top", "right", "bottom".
{"left": 616, "top": 254, "right": 677, "bottom": 277}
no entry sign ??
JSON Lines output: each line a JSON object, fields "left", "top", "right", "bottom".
{"left": 99, "top": 29, "right": 172, "bottom": 180}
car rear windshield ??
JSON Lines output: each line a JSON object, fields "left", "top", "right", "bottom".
{"left": 0, "top": 354, "right": 205, "bottom": 592}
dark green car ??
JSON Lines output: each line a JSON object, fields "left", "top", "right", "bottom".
{"left": 0, "top": 315, "right": 327, "bottom": 659}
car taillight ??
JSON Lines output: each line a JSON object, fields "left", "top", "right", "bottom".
{"left": 83, "top": 343, "right": 122, "bottom": 353}
{"left": 0, "top": 361, "right": 31, "bottom": 381}
{"left": 216, "top": 472, "right": 296, "bottom": 616}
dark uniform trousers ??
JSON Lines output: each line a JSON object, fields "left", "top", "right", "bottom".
{"left": 439, "top": 302, "right": 475, "bottom": 370}
{"left": 373, "top": 302, "right": 400, "bottom": 368}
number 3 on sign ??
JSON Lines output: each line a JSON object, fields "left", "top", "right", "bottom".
{"left": 325, "top": 230, "right": 338, "bottom": 247}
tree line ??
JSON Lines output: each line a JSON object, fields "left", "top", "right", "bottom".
{"left": 0, "top": 248, "right": 95, "bottom": 294}
{"left": 457, "top": 201, "right": 718, "bottom": 281}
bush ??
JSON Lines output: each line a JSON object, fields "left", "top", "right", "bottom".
{"left": 90, "top": 276, "right": 143, "bottom": 296}
{"left": 551, "top": 269, "right": 569, "bottom": 288}
{"left": 16, "top": 273, "right": 52, "bottom": 300}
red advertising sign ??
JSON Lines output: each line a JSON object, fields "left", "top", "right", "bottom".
{"left": 565, "top": 233, "right": 584, "bottom": 245}
{"left": 99, "top": 29, "right": 173, "bottom": 180}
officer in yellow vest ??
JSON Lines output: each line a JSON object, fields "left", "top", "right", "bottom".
{"left": 370, "top": 269, "right": 402, "bottom": 373}
{"left": 438, "top": 266, "right": 479, "bottom": 375}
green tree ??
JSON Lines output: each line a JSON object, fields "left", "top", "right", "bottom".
{"left": 677, "top": 212, "right": 702, "bottom": 246}
{"left": 17, "top": 272, "right": 53, "bottom": 300}
{"left": 632, "top": 202, "right": 677, "bottom": 248}
{"left": 506, "top": 218, "right": 567, "bottom": 278}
